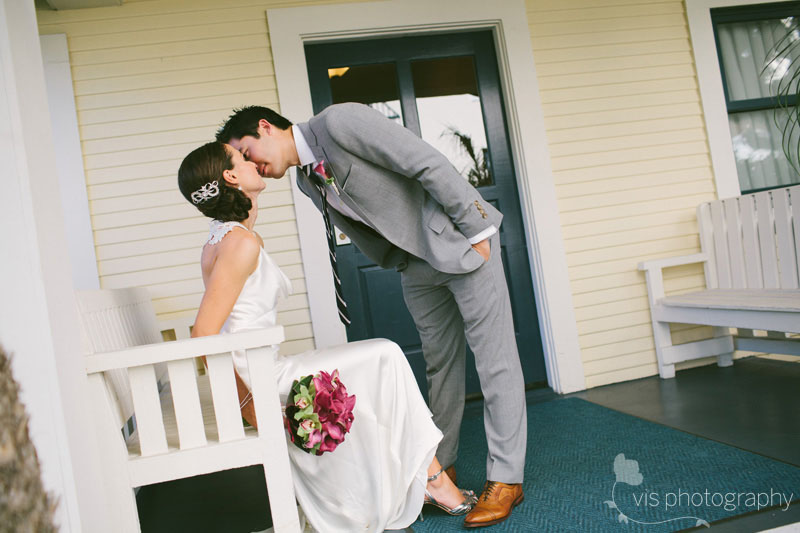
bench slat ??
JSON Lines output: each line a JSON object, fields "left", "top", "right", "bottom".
{"left": 740, "top": 194, "right": 763, "bottom": 288}
{"left": 772, "top": 189, "right": 798, "bottom": 289}
{"left": 698, "top": 202, "right": 719, "bottom": 288}
{"left": 773, "top": 188, "right": 798, "bottom": 289}
{"left": 206, "top": 353, "right": 246, "bottom": 443}
{"left": 660, "top": 288, "right": 800, "bottom": 311}
{"left": 723, "top": 196, "right": 747, "bottom": 288}
{"left": 128, "top": 365, "right": 168, "bottom": 457}
{"left": 654, "top": 304, "right": 800, "bottom": 333}
{"left": 85, "top": 327, "right": 284, "bottom": 374}
{"left": 756, "top": 191, "right": 780, "bottom": 289}
{"left": 128, "top": 437, "right": 265, "bottom": 488}
{"left": 710, "top": 199, "right": 732, "bottom": 288}
{"left": 167, "top": 359, "right": 207, "bottom": 450}
{"left": 794, "top": 187, "right": 800, "bottom": 283}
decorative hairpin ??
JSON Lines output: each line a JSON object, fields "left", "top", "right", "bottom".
{"left": 191, "top": 180, "right": 220, "bottom": 204}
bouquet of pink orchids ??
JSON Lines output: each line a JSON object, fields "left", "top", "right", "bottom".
{"left": 283, "top": 369, "right": 356, "bottom": 455}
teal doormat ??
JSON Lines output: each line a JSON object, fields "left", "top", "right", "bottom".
{"left": 414, "top": 397, "right": 800, "bottom": 532}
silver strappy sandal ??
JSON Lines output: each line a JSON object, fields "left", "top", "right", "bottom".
{"left": 419, "top": 467, "right": 478, "bottom": 520}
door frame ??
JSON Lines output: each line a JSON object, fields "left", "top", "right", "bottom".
{"left": 267, "top": 0, "right": 586, "bottom": 394}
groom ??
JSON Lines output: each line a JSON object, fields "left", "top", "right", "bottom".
{"left": 217, "top": 103, "right": 526, "bottom": 527}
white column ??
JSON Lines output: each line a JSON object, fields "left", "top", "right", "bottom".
{"left": 0, "top": 1, "right": 110, "bottom": 531}
{"left": 41, "top": 33, "right": 100, "bottom": 290}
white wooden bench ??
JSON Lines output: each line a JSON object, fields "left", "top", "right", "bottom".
{"left": 638, "top": 184, "right": 800, "bottom": 379}
{"left": 76, "top": 287, "right": 302, "bottom": 533}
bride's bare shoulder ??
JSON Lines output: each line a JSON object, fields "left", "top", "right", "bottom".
{"left": 201, "top": 226, "right": 260, "bottom": 274}
{"left": 252, "top": 230, "right": 264, "bottom": 248}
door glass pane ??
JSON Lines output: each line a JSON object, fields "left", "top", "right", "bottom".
{"left": 729, "top": 108, "right": 800, "bottom": 191}
{"left": 328, "top": 63, "right": 403, "bottom": 124}
{"left": 411, "top": 56, "right": 493, "bottom": 187}
{"left": 716, "top": 17, "right": 800, "bottom": 101}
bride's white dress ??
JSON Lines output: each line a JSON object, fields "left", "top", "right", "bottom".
{"left": 210, "top": 220, "right": 442, "bottom": 533}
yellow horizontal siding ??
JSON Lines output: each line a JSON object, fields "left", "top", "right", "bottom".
{"left": 77, "top": 90, "right": 269, "bottom": 125}
{"left": 531, "top": 3, "right": 684, "bottom": 24}
{"left": 555, "top": 153, "right": 711, "bottom": 183}
{"left": 556, "top": 167, "right": 709, "bottom": 198}
{"left": 560, "top": 193, "right": 712, "bottom": 225}
{"left": 547, "top": 116, "right": 705, "bottom": 143}
{"left": 94, "top": 221, "right": 297, "bottom": 261}
{"left": 545, "top": 102, "right": 704, "bottom": 130}
{"left": 535, "top": 38, "right": 691, "bottom": 64}
{"left": 541, "top": 78, "right": 698, "bottom": 104}
{"left": 39, "top": 0, "right": 749, "bottom": 382}
{"left": 529, "top": 0, "right": 717, "bottom": 387}
{"left": 35, "top": 0, "right": 366, "bottom": 354}
{"left": 551, "top": 142, "right": 709, "bottom": 172}
{"left": 531, "top": 14, "right": 688, "bottom": 38}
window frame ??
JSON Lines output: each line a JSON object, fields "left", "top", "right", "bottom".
{"left": 706, "top": 1, "right": 800, "bottom": 193}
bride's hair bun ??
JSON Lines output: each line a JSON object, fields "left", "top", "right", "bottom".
{"left": 178, "top": 142, "right": 252, "bottom": 222}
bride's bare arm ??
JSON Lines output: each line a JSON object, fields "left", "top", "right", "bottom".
{"left": 191, "top": 228, "right": 261, "bottom": 426}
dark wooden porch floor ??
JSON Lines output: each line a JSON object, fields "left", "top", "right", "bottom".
{"left": 569, "top": 356, "right": 800, "bottom": 532}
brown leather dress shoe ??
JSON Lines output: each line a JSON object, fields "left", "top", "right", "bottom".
{"left": 444, "top": 464, "right": 457, "bottom": 485}
{"left": 463, "top": 481, "right": 524, "bottom": 528}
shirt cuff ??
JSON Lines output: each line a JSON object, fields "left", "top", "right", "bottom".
{"left": 467, "top": 225, "right": 497, "bottom": 245}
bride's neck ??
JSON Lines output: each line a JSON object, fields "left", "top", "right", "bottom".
{"left": 241, "top": 196, "right": 258, "bottom": 231}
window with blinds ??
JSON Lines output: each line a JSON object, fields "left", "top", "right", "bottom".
{"left": 712, "top": 2, "right": 800, "bottom": 193}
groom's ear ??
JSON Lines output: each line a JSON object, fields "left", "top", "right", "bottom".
{"left": 258, "top": 118, "right": 272, "bottom": 136}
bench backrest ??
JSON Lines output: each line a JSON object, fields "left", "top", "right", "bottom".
{"left": 76, "top": 287, "right": 163, "bottom": 427}
{"left": 698, "top": 185, "right": 800, "bottom": 290}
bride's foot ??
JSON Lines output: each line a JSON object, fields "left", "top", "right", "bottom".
{"left": 424, "top": 468, "right": 477, "bottom": 514}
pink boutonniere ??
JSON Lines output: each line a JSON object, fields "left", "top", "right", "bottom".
{"left": 314, "top": 160, "right": 336, "bottom": 187}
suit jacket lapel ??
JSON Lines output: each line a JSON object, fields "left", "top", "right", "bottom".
{"left": 296, "top": 120, "right": 375, "bottom": 229}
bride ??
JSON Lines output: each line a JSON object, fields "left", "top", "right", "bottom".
{"left": 178, "top": 141, "right": 476, "bottom": 532}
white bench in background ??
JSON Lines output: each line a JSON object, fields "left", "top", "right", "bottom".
{"left": 639, "top": 185, "right": 800, "bottom": 379}
{"left": 76, "top": 287, "right": 301, "bottom": 533}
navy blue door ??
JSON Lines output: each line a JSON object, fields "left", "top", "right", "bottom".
{"left": 305, "top": 31, "right": 546, "bottom": 398}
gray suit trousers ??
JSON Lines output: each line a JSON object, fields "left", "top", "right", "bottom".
{"left": 399, "top": 233, "right": 527, "bottom": 483}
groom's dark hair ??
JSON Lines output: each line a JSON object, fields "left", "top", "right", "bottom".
{"left": 216, "top": 106, "right": 293, "bottom": 142}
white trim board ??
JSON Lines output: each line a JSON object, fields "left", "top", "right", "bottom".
{"left": 40, "top": 33, "right": 99, "bottom": 290}
{"left": 267, "top": 0, "right": 585, "bottom": 394}
{"left": 686, "top": 0, "right": 795, "bottom": 200}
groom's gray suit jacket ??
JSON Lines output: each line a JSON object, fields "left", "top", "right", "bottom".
{"left": 295, "top": 103, "right": 502, "bottom": 273}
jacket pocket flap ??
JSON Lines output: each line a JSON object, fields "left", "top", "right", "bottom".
{"left": 336, "top": 161, "right": 354, "bottom": 190}
{"left": 427, "top": 211, "right": 448, "bottom": 234}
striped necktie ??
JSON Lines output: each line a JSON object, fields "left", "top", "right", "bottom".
{"left": 305, "top": 164, "right": 351, "bottom": 327}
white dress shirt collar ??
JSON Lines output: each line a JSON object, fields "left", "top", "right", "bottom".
{"left": 291, "top": 124, "right": 316, "bottom": 167}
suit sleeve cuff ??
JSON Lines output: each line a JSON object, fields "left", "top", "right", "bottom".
{"left": 467, "top": 225, "right": 497, "bottom": 245}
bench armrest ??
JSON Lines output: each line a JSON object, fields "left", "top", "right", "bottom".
{"left": 85, "top": 326, "right": 285, "bottom": 374}
{"left": 638, "top": 253, "right": 709, "bottom": 305}
{"left": 638, "top": 252, "right": 708, "bottom": 273}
